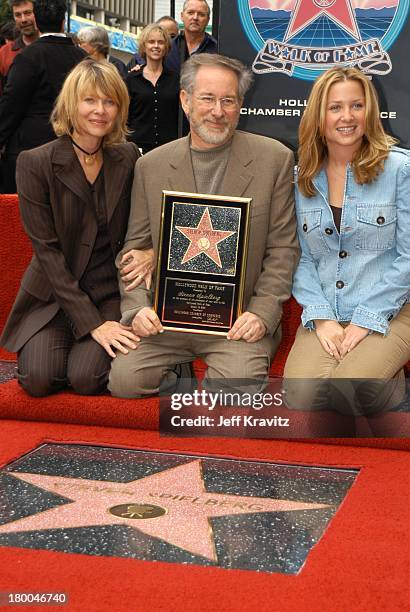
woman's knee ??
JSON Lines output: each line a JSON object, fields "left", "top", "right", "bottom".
{"left": 69, "top": 368, "right": 109, "bottom": 396}
{"left": 17, "top": 365, "right": 66, "bottom": 397}
{"left": 67, "top": 341, "right": 111, "bottom": 395}
{"left": 284, "top": 327, "right": 337, "bottom": 379}
{"left": 17, "top": 319, "right": 71, "bottom": 397}
{"left": 283, "top": 378, "right": 331, "bottom": 411}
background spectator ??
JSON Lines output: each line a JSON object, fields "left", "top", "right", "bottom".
{"left": 0, "top": 1, "right": 38, "bottom": 94}
{"left": 165, "top": 0, "right": 216, "bottom": 75}
{"left": 77, "top": 26, "right": 127, "bottom": 79}
{"left": 166, "top": 0, "right": 217, "bottom": 136}
{"left": 126, "top": 15, "right": 179, "bottom": 72}
{"left": 126, "top": 23, "right": 179, "bottom": 154}
{"left": 157, "top": 15, "right": 179, "bottom": 39}
{"left": 0, "top": 21, "right": 17, "bottom": 46}
{"left": 0, "top": 0, "right": 85, "bottom": 193}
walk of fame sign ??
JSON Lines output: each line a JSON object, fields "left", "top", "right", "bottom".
{"left": 154, "top": 191, "right": 251, "bottom": 335}
{"left": 244, "top": 0, "right": 395, "bottom": 77}
{"left": 0, "top": 444, "right": 358, "bottom": 573}
{"left": 219, "top": 0, "right": 409, "bottom": 148}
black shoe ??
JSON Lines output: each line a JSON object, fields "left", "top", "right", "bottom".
{"left": 159, "top": 362, "right": 197, "bottom": 395}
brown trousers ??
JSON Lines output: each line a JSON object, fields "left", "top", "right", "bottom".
{"left": 18, "top": 308, "right": 115, "bottom": 397}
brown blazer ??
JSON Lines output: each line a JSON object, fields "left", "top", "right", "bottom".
{"left": 0, "top": 135, "right": 140, "bottom": 352}
{"left": 119, "top": 130, "right": 300, "bottom": 336}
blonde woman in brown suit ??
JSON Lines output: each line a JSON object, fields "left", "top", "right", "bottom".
{"left": 0, "top": 59, "right": 153, "bottom": 396}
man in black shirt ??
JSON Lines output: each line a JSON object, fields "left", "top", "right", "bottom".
{"left": 166, "top": 0, "right": 217, "bottom": 75}
{"left": 166, "top": 0, "right": 217, "bottom": 136}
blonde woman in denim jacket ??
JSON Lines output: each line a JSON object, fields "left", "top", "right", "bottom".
{"left": 284, "top": 67, "right": 410, "bottom": 415}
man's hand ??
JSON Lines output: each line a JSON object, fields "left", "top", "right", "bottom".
{"left": 131, "top": 307, "right": 163, "bottom": 337}
{"left": 340, "top": 324, "right": 370, "bottom": 358}
{"left": 90, "top": 321, "right": 140, "bottom": 358}
{"left": 314, "top": 320, "right": 345, "bottom": 360}
{"left": 119, "top": 248, "right": 155, "bottom": 291}
{"left": 227, "top": 312, "right": 266, "bottom": 343}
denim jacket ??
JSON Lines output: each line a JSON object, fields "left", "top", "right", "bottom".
{"left": 293, "top": 147, "right": 410, "bottom": 335}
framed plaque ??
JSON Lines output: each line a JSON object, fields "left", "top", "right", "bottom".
{"left": 154, "top": 191, "right": 251, "bottom": 335}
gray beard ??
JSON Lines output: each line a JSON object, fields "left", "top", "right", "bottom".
{"left": 190, "top": 118, "right": 238, "bottom": 146}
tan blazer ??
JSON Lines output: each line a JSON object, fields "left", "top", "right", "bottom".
{"left": 119, "top": 131, "right": 300, "bottom": 335}
{"left": 1, "top": 135, "right": 139, "bottom": 352}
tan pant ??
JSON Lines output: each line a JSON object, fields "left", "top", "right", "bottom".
{"left": 109, "top": 328, "right": 280, "bottom": 399}
{"left": 283, "top": 304, "right": 410, "bottom": 415}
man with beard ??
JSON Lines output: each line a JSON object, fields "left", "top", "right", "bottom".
{"left": 109, "top": 54, "right": 299, "bottom": 398}
{"left": 0, "top": 0, "right": 38, "bottom": 93}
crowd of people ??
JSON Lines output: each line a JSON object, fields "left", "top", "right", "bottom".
{"left": 0, "top": 0, "right": 217, "bottom": 191}
{"left": 0, "top": 0, "right": 408, "bottom": 419}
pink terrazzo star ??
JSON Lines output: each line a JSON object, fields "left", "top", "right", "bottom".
{"left": 0, "top": 461, "right": 329, "bottom": 561}
{"left": 176, "top": 208, "right": 235, "bottom": 268}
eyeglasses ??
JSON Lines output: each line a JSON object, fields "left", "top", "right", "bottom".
{"left": 194, "top": 95, "right": 239, "bottom": 110}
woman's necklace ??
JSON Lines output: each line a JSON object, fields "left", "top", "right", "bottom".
{"left": 70, "top": 137, "right": 103, "bottom": 166}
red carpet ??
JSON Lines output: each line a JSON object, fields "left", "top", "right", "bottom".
{"left": 0, "top": 196, "right": 32, "bottom": 361}
{"left": 1, "top": 378, "right": 410, "bottom": 440}
{"left": 0, "top": 420, "right": 409, "bottom": 612}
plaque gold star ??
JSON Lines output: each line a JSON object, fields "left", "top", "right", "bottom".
{"left": 0, "top": 461, "right": 330, "bottom": 561}
{"left": 176, "top": 208, "right": 235, "bottom": 268}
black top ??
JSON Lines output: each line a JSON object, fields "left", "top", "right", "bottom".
{"left": 0, "top": 36, "right": 85, "bottom": 153}
{"left": 11, "top": 35, "right": 26, "bottom": 52}
{"left": 109, "top": 55, "right": 127, "bottom": 79}
{"left": 80, "top": 167, "right": 118, "bottom": 305}
{"left": 165, "top": 32, "right": 217, "bottom": 74}
{"left": 126, "top": 65, "right": 180, "bottom": 153}
{"left": 330, "top": 205, "right": 342, "bottom": 232}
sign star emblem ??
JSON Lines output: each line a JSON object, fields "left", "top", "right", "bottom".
{"left": 284, "top": 0, "right": 360, "bottom": 42}
{"left": 176, "top": 207, "right": 235, "bottom": 267}
{"left": 0, "top": 461, "right": 329, "bottom": 561}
